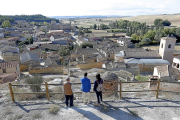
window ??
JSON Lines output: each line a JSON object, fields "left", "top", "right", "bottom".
{"left": 161, "top": 44, "right": 163, "bottom": 48}
{"left": 168, "top": 44, "right": 171, "bottom": 48}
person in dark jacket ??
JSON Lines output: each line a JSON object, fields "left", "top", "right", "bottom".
{"left": 93, "top": 74, "right": 103, "bottom": 104}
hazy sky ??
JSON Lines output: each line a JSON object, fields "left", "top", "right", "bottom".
{"left": 0, "top": 0, "right": 179, "bottom": 16}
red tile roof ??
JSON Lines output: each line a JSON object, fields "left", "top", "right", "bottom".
{"left": 0, "top": 73, "right": 19, "bottom": 84}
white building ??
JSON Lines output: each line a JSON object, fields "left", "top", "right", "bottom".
{"left": 153, "top": 65, "right": 180, "bottom": 81}
{"left": 117, "top": 37, "right": 132, "bottom": 46}
{"left": 159, "top": 36, "right": 177, "bottom": 64}
{"left": 172, "top": 56, "right": 180, "bottom": 69}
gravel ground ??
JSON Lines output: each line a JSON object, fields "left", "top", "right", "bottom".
{"left": 1, "top": 72, "right": 180, "bottom": 120}
{"left": 0, "top": 93, "right": 180, "bottom": 120}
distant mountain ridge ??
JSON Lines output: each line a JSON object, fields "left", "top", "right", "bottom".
{"left": 49, "top": 15, "right": 130, "bottom": 19}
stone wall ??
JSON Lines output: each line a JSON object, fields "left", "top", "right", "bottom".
{"left": 103, "top": 80, "right": 119, "bottom": 97}
{"left": 7, "top": 67, "right": 16, "bottom": 73}
{"left": 85, "top": 59, "right": 95, "bottom": 63}
{"left": 0, "top": 67, "right": 17, "bottom": 74}
{"left": 76, "top": 62, "right": 103, "bottom": 70}
{"left": 29, "top": 66, "right": 64, "bottom": 74}
{"left": 139, "top": 63, "right": 169, "bottom": 73}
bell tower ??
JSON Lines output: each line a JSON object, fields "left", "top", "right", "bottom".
{"left": 159, "top": 36, "right": 177, "bottom": 64}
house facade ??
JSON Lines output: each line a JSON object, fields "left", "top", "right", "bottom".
{"left": 117, "top": 37, "right": 132, "bottom": 46}
{"left": 153, "top": 65, "right": 180, "bottom": 81}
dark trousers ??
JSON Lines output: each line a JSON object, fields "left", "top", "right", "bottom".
{"left": 96, "top": 91, "right": 102, "bottom": 103}
{"left": 65, "top": 94, "right": 73, "bottom": 106}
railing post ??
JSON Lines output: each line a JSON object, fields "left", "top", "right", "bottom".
{"left": 8, "top": 83, "right": 15, "bottom": 101}
{"left": 156, "top": 79, "right": 160, "bottom": 98}
{"left": 119, "top": 80, "right": 122, "bottom": 100}
{"left": 45, "top": 82, "right": 49, "bottom": 101}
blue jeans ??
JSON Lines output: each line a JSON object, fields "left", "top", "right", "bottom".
{"left": 65, "top": 94, "right": 73, "bottom": 106}
{"left": 96, "top": 91, "right": 102, "bottom": 103}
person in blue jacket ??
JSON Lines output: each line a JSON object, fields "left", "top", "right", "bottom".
{"left": 93, "top": 74, "right": 103, "bottom": 104}
{"left": 81, "top": 72, "right": 91, "bottom": 104}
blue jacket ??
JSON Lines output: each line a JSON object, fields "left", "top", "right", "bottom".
{"left": 81, "top": 77, "right": 91, "bottom": 92}
{"left": 93, "top": 79, "right": 103, "bottom": 92}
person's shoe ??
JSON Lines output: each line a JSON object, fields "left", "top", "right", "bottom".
{"left": 70, "top": 104, "right": 74, "bottom": 107}
{"left": 95, "top": 103, "right": 100, "bottom": 106}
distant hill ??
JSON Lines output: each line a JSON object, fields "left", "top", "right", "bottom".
{"left": 5, "top": 14, "right": 59, "bottom": 23}
{"left": 120, "top": 14, "right": 180, "bottom": 27}
{"left": 49, "top": 15, "right": 130, "bottom": 19}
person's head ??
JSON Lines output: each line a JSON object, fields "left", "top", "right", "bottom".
{"left": 96, "top": 74, "right": 101, "bottom": 81}
{"left": 66, "top": 77, "right": 70, "bottom": 82}
{"left": 84, "top": 72, "right": 88, "bottom": 77}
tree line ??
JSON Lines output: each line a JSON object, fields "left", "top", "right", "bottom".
{"left": 78, "top": 27, "right": 92, "bottom": 36}
{"left": 0, "top": 15, "right": 14, "bottom": 27}
{"left": 0, "top": 14, "right": 58, "bottom": 23}
{"left": 90, "top": 24, "right": 109, "bottom": 30}
{"left": 108, "top": 19, "right": 180, "bottom": 46}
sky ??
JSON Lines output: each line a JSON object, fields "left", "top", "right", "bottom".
{"left": 0, "top": 0, "right": 180, "bottom": 16}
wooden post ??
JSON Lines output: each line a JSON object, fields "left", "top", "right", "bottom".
{"left": 156, "top": 79, "right": 160, "bottom": 98}
{"left": 8, "top": 83, "right": 15, "bottom": 101}
{"left": 45, "top": 82, "right": 49, "bottom": 101}
{"left": 119, "top": 80, "right": 122, "bottom": 100}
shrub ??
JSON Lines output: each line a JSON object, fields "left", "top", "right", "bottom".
{"left": 4, "top": 108, "right": 13, "bottom": 115}
{"left": 141, "top": 38, "right": 151, "bottom": 45}
{"left": 14, "top": 114, "right": 23, "bottom": 119}
{"left": 49, "top": 105, "right": 59, "bottom": 115}
{"left": 150, "top": 40, "right": 159, "bottom": 45}
{"left": 135, "top": 74, "right": 149, "bottom": 81}
{"left": 81, "top": 43, "right": 93, "bottom": 48}
{"left": 25, "top": 74, "right": 43, "bottom": 92}
{"left": 32, "top": 113, "right": 42, "bottom": 119}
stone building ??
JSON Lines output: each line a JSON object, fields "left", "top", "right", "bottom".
{"left": 50, "top": 21, "right": 73, "bottom": 31}
{"left": 0, "top": 44, "right": 20, "bottom": 61}
{"left": 172, "top": 55, "right": 180, "bottom": 69}
{"left": 117, "top": 37, "right": 132, "bottom": 46}
{"left": 20, "top": 53, "right": 40, "bottom": 71}
{"left": 0, "top": 61, "right": 19, "bottom": 75}
{"left": 101, "top": 72, "right": 119, "bottom": 97}
{"left": 153, "top": 65, "right": 180, "bottom": 81}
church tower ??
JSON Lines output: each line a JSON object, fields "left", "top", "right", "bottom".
{"left": 159, "top": 36, "right": 177, "bottom": 64}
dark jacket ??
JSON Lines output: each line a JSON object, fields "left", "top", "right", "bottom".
{"left": 93, "top": 79, "right": 103, "bottom": 92}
